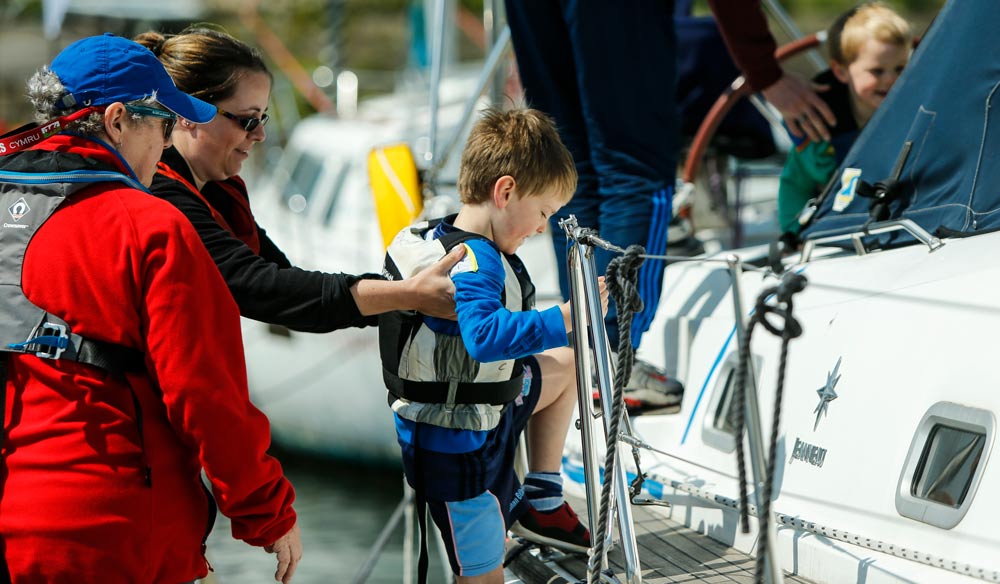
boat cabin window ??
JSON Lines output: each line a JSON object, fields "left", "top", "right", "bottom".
{"left": 702, "top": 353, "right": 759, "bottom": 453}
{"left": 282, "top": 151, "right": 324, "bottom": 214}
{"left": 322, "top": 160, "right": 351, "bottom": 226}
{"left": 895, "top": 403, "right": 993, "bottom": 529}
{"left": 912, "top": 425, "right": 985, "bottom": 508}
{"left": 713, "top": 368, "right": 737, "bottom": 435}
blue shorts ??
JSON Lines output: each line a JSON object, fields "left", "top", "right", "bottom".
{"left": 399, "top": 356, "right": 542, "bottom": 577}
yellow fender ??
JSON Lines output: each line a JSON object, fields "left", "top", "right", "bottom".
{"left": 367, "top": 143, "right": 423, "bottom": 250}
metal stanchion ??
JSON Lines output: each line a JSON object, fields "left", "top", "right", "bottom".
{"left": 351, "top": 481, "right": 414, "bottom": 584}
{"left": 727, "top": 256, "right": 784, "bottom": 584}
{"left": 563, "top": 216, "right": 642, "bottom": 584}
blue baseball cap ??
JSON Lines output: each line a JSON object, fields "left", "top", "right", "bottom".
{"left": 49, "top": 33, "right": 216, "bottom": 124}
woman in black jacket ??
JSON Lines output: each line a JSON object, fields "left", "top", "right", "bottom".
{"left": 136, "top": 27, "right": 460, "bottom": 333}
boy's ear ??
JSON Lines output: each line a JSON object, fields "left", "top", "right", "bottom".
{"left": 831, "top": 60, "right": 850, "bottom": 85}
{"left": 492, "top": 175, "right": 516, "bottom": 209}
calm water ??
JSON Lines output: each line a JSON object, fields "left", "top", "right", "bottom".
{"left": 203, "top": 452, "right": 449, "bottom": 584}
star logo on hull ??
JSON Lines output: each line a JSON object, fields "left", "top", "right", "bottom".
{"left": 814, "top": 357, "right": 841, "bottom": 430}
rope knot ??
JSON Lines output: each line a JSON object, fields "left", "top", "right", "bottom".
{"left": 607, "top": 244, "right": 646, "bottom": 314}
{"left": 755, "top": 273, "right": 807, "bottom": 340}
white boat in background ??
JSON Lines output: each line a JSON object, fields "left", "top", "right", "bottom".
{"left": 239, "top": 114, "right": 396, "bottom": 464}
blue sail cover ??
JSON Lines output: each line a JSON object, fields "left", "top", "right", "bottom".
{"left": 801, "top": 0, "right": 1000, "bottom": 242}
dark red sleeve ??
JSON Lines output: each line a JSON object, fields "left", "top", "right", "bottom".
{"left": 707, "top": 0, "right": 783, "bottom": 92}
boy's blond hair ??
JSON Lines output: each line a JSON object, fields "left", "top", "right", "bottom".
{"left": 457, "top": 107, "right": 577, "bottom": 205}
{"left": 829, "top": 2, "right": 912, "bottom": 65}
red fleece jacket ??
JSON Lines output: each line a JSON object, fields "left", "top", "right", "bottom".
{"left": 0, "top": 135, "right": 296, "bottom": 583}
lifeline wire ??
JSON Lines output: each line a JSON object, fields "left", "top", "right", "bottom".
{"left": 580, "top": 235, "right": 775, "bottom": 276}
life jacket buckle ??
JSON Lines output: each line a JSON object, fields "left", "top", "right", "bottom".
{"left": 33, "top": 322, "right": 68, "bottom": 360}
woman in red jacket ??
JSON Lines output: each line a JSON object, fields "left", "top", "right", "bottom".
{"left": 0, "top": 34, "right": 301, "bottom": 583}
{"left": 135, "top": 28, "right": 461, "bottom": 333}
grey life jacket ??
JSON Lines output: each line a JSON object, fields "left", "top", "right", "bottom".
{"left": 0, "top": 167, "right": 147, "bottom": 387}
{"left": 378, "top": 215, "right": 535, "bottom": 431}
{"left": 0, "top": 144, "right": 151, "bottom": 489}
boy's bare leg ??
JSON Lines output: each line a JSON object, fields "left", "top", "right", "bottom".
{"left": 513, "top": 346, "right": 591, "bottom": 552}
{"left": 454, "top": 351, "right": 576, "bottom": 584}
{"left": 457, "top": 566, "right": 503, "bottom": 584}
{"left": 526, "top": 346, "right": 578, "bottom": 471}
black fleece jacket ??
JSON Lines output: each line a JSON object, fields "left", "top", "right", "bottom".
{"left": 151, "top": 147, "right": 378, "bottom": 332}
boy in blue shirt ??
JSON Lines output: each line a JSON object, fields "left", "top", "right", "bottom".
{"left": 380, "top": 108, "right": 607, "bottom": 583}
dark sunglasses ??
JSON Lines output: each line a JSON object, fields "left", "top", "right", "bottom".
{"left": 124, "top": 104, "right": 177, "bottom": 140}
{"left": 217, "top": 108, "right": 270, "bottom": 132}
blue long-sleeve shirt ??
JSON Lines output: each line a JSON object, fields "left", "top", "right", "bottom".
{"left": 426, "top": 237, "right": 567, "bottom": 361}
{"left": 395, "top": 223, "right": 569, "bottom": 453}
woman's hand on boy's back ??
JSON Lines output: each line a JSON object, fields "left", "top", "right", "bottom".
{"left": 410, "top": 245, "right": 466, "bottom": 319}
{"left": 353, "top": 245, "right": 465, "bottom": 318}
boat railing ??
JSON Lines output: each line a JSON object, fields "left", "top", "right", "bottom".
{"left": 558, "top": 221, "right": 788, "bottom": 584}
{"left": 801, "top": 218, "right": 944, "bottom": 262}
{"left": 725, "top": 256, "right": 785, "bottom": 584}
{"left": 351, "top": 478, "right": 414, "bottom": 584}
{"left": 563, "top": 215, "right": 642, "bottom": 584}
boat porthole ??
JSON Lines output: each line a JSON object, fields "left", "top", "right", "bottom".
{"left": 895, "top": 402, "right": 994, "bottom": 529}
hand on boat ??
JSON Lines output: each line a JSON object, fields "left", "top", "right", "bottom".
{"left": 597, "top": 276, "right": 609, "bottom": 317}
{"left": 559, "top": 277, "right": 609, "bottom": 332}
{"left": 412, "top": 245, "right": 466, "bottom": 319}
{"left": 762, "top": 72, "right": 835, "bottom": 143}
{"left": 265, "top": 522, "right": 303, "bottom": 583}
{"left": 560, "top": 301, "right": 573, "bottom": 333}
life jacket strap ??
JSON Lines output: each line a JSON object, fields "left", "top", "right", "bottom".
{"left": 383, "top": 366, "right": 524, "bottom": 406}
{"left": 74, "top": 337, "right": 145, "bottom": 377}
{"left": 6, "top": 320, "right": 143, "bottom": 378}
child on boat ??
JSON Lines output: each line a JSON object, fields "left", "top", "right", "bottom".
{"left": 778, "top": 1, "right": 912, "bottom": 244}
{"left": 379, "top": 107, "right": 606, "bottom": 583}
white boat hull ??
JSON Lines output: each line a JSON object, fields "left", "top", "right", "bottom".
{"left": 564, "top": 231, "right": 1000, "bottom": 583}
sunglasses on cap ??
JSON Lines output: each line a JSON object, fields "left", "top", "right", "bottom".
{"left": 124, "top": 104, "right": 177, "bottom": 140}
{"left": 217, "top": 108, "right": 270, "bottom": 132}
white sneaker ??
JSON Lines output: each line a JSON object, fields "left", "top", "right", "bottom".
{"left": 592, "top": 356, "right": 684, "bottom": 412}
{"left": 623, "top": 358, "right": 684, "bottom": 410}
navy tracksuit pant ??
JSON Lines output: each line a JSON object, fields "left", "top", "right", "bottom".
{"left": 505, "top": 0, "right": 679, "bottom": 349}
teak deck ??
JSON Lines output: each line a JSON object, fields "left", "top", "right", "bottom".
{"left": 506, "top": 496, "right": 814, "bottom": 584}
